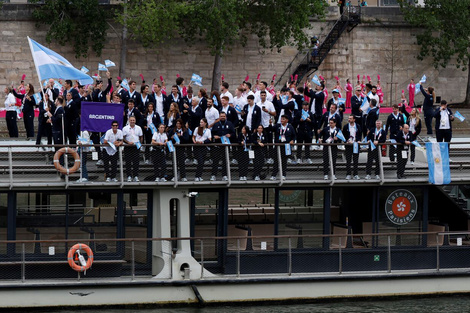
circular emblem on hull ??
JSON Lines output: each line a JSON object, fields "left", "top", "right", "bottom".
{"left": 279, "top": 190, "right": 302, "bottom": 202}
{"left": 385, "top": 189, "right": 418, "bottom": 225}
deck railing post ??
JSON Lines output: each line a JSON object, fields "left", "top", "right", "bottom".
{"left": 387, "top": 235, "right": 391, "bottom": 273}
{"left": 436, "top": 234, "right": 440, "bottom": 272}
{"left": 172, "top": 145, "right": 178, "bottom": 187}
{"left": 119, "top": 146, "right": 124, "bottom": 185}
{"left": 276, "top": 145, "right": 283, "bottom": 184}
{"left": 21, "top": 243, "right": 25, "bottom": 282}
{"left": 200, "top": 239, "right": 204, "bottom": 279}
{"left": 288, "top": 237, "right": 292, "bottom": 276}
{"left": 131, "top": 240, "right": 135, "bottom": 281}
{"left": 225, "top": 145, "right": 231, "bottom": 186}
{"left": 236, "top": 239, "right": 240, "bottom": 278}
{"left": 338, "top": 237, "right": 342, "bottom": 274}
{"left": 8, "top": 146, "right": 13, "bottom": 188}
{"left": 328, "top": 145, "right": 335, "bottom": 185}
{"left": 378, "top": 146, "right": 385, "bottom": 184}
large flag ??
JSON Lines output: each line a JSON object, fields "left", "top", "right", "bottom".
{"left": 426, "top": 142, "right": 451, "bottom": 185}
{"left": 27, "top": 37, "right": 93, "bottom": 85}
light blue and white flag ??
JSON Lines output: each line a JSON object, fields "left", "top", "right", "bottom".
{"left": 191, "top": 73, "right": 203, "bottom": 86}
{"left": 426, "top": 142, "right": 451, "bottom": 185}
{"left": 415, "top": 83, "right": 421, "bottom": 95}
{"left": 77, "top": 135, "right": 93, "bottom": 145}
{"left": 32, "top": 92, "right": 42, "bottom": 104}
{"left": 149, "top": 123, "right": 157, "bottom": 135}
{"left": 285, "top": 143, "right": 292, "bottom": 156}
{"left": 100, "top": 134, "right": 105, "bottom": 144}
{"left": 353, "top": 142, "right": 359, "bottom": 154}
{"left": 454, "top": 111, "right": 465, "bottom": 122}
{"left": 121, "top": 79, "right": 130, "bottom": 91}
{"left": 419, "top": 74, "right": 427, "bottom": 84}
{"left": 338, "top": 98, "right": 346, "bottom": 105}
{"left": 301, "top": 110, "right": 309, "bottom": 121}
{"left": 104, "top": 60, "right": 115, "bottom": 68}
{"left": 27, "top": 37, "right": 93, "bottom": 84}
{"left": 390, "top": 138, "right": 397, "bottom": 148}
{"left": 173, "top": 134, "right": 180, "bottom": 144}
{"left": 360, "top": 96, "right": 369, "bottom": 113}
{"left": 311, "top": 75, "right": 321, "bottom": 86}
{"left": 167, "top": 141, "right": 174, "bottom": 153}
{"left": 221, "top": 136, "right": 231, "bottom": 145}
{"left": 369, "top": 140, "right": 376, "bottom": 151}
{"left": 135, "top": 141, "right": 142, "bottom": 149}
{"left": 212, "top": 95, "right": 218, "bottom": 107}
{"left": 53, "top": 80, "right": 62, "bottom": 90}
{"left": 281, "top": 95, "right": 288, "bottom": 105}
{"left": 80, "top": 66, "right": 89, "bottom": 74}
{"left": 336, "top": 130, "right": 346, "bottom": 142}
{"left": 98, "top": 63, "right": 107, "bottom": 71}
{"left": 412, "top": 140, "right": 422, "bottom": 148}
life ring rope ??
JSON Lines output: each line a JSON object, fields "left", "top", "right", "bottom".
{"left": 53, "top": 147, "right": 81, "bottom": 175}
{"left": 67, "top": 243, "right": 94, "bottom": 273}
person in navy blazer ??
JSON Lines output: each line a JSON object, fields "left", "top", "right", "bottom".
{"left": 342, "top": 114, "right": 362, "bottom": 179}
{"left": 396, "top": 124, "right": 412, "bottom": 179}
{"left": 168, "top": 118, "right": 191, "bottom": 181}
{"left": 241, "top": 95, "right": 261, "bottom": 132}
{"left": 294, "top": 101, "right": 315, "bottom": 163}
{"left": 271, "top": 115, "right": 296, "bottom": 180}
{"left": 142, "top": 103, "right": 161, "bottom": 163}
{"left": 91, "top": 72, "right": 112, "bottom": 102}
{"left": 319, "top": 118, "right": 341, "bottom": 179}
{"left": 366, "top": 120, "right": 386, "bottom": 179}
{"left": 365, "top": 99, "right": 379, "bottom": 135}
{"left": 434, "top": 100, "right": 454, "bottom": 143}
{"left": 252, "top": 125, "right": 267, "bottom": 180}
{"left": 319, "top": 103, "right": 341, "bottom": 130}
{"left": 188, "top": 97, "right": 203, "bottom": 133}
{"left": 220, "top": 96, "right": 239, "bottom": 129}
{"left": 385, "top": 104, "right": 405, "bottom": 162}
{"left": 210, "top": 112, "right": 235, "bottom": 181}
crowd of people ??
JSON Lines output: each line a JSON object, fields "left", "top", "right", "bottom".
{"left": 3, "top": 72, "right": 454, "bottom": 182}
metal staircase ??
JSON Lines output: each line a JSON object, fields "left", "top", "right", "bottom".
{"left": 276, "top": 7, "right": 361, "bottom": 86}
{"left": 441, "top": 185, "right": 470, "bottom": 217}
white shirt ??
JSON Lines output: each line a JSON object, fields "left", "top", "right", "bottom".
{"left": 122, "top": 125, "right": 143, "bottom": 146}
{"left": 4, "top": 93, "right": 16, "bottom": 111}
{"left": 440, "top": 110, "right": 450, "bottom": 129}
{"left": 233, "top": 95, "right": 247, "bottom": 120}
{"left": 193, "top": 128, "right": 211, "bottom": 143}
{"left": 221, "top": 90, "right": 234, "bottom": 104}
{"left": 104, "top": 129, "right": 123, "bottom": 156}
{"left": 152, "top": 132, "right": 168, "bottom": 144}
{"left": 410, "top": 117, "right": 416, "bottom": 133}
{"left": 205, "top": 106, "right": 219, "bottom": 128}
{"left": 256, "top": 101, "right": 275, "bottom": 128}
{"left": 154, "top": 92, "right": 165, "bottom": 119}
{"left": 348, "top": 123, "right": 357, "bottom": 142}
{"left": 254, "top": 90, "right": 273, "bottom": 104}
{"left": 246, "top": 104, "right": 256, "bottom": 129}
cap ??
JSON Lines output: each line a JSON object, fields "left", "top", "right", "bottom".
{"left": 332, "top": 89, "right": 339, "bottom": 93}
{"left": 355, "top": 86, "right": 362, "bottom": 91}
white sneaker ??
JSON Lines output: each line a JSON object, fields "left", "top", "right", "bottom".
{"left": 96, "top": 160, "right": 103, "bottom": 166}
{"left": 249, "top": 160, "right": 253, "bottom": 164}
{"left": 222, "top": 176, "right": 228, "bottom": 181}
{"left": 287, "top": 159, "right": 293, "bottom": 164}
{"left": 313, "top": 145, "right": 320, "bottom": 150}
{"left": 134, "top": 177, "right": 139, "bottom": 182}
{"left": 346, "top": 175, "right": 351, "bottom": 180}
{"left": 270, "top": 176, "right": 276, "bottom": 181}
{"left": 365, "top": 175, "right": 371, "bottom": 180}
{"left": 375, "top": 175, "right": 380, "bottom": 180}
{"left": 160, "top": 178, "right": 167, "bottom": 182}
{"left": 194, "top": 177, "right": 200, "bottom": 182}
{"left": 193, "top": 159, "right": 198, "bottom": 165}
{"left": 210, "top": 175, "right": 216, "bottom": 181}
{"left": 199, "top": 177, "right": 204, "bottom": 181}
{"left": 111, "top": 178, "right": 118, "bottom": 182}
{"left": 333, "top": 175, "right": 337, "bottom": 180}
{"left": 306, "top": 158, "right": 313, "bottom": 164}
{"left": 127, "top": 176, "right": 132, "bottom": 182}
{"left": 106, "top": 177, "right": 111, "bottom": 182}
{"left": 240, "top": 177, "right": 244, "bottom": 181}
{"left": 282, "top": 176, "right": 286, "bottom": 180}
{"left": 410, "top": 161, "right": 414, "bottom": 165}
{"left": 353, "top": 175, "right": 360, "bottom": 180}
{"left": 297, "top": 159, "right": 302, "bottom": 164}
{"left": 267, "top": 158, "right": 274, "bottom": 164}
{"left": 155, "top": 177, "right": 160, "bottom": 182}
{"left": 171, "top": 177, "right": 175, "bottom": 182}
{"left": 181, "top": 177, "right": 188, "bottom": 182}
{"left": 324, "top": 175, "right": 329, "bottom": 180}
{"left": 144, "top": 160, "right": 150, "bottom": 165}
{"left": 231, "top": 159, "right": 238, "bottom": 165}
{"left": 255, "top": 176, "right": 260, "bottom": 181}
{"left": 81, "top": 178, "right": 88, "bottom": 182}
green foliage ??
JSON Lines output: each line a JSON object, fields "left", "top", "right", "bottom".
{"left": 31, "top": 0, "right": 109, "bottom": 59}
{"left": 399, "top": 0, "right": 470, "bottom": 71}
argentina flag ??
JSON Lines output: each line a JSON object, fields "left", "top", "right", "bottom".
{"left": 27, "top": 37, "right": 93, "bottom": 84}
{"left": 426, "top": 142, "right": 451, "bottom": 185}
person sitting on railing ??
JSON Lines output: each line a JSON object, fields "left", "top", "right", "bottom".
{"left": 237, "top": 125, "right": 252, "bottom": 181}
{"left": 342, "top": 114, "right": 362, "bottom": 180}
{"left": 103, "top": 120, "right": 123, "bottom": 182}
{"left": 169, "top": 118, "right": 190, "bottom": 182}
{"left": 253, "top": 125, "right": 267, "bottom": 181}
{"left": 407, "top": 108, "right": 422, "bottom": 165}
{"left": 396, "top": 124, "right": 412, "bottom": 179}
{"left": 151, "top": 123, "right": 168, "bottom": 182}
{"left": 270, "top": 114, "right": 296, "bottom": 181}
{"left": 320, "top": 118, "right": 340, "bottom": 180}
{"left": 210, "top": 112, "right": 235, "bottom": 181}
{"left": 192, "top": 118, "right": 211, "bottom": 182}
{"left": 365, "top": 120, "right": 385, "bottom": 180}
{"left": 294, "top": 101, "right": 315, "bottom": 164}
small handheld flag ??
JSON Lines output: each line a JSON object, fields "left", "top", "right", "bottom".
{"left": 173, "top": 134, "right": 180, "bottom": 144}
{"left": 390, "top": 139, "right": 397, "bottom": 148}
{"left": 135, "top": 141, "right": 142, "bottom": 149}
{"left": 415, "top": 83, "right": 421, "bottom": 95}
{"left": 104, "top": 60, "right": 115, "bottom": 67}
{"left": 121, "top": 79, "right": 130, "bottom": 91}
{"left": 454, "top": 111, "right": 465, "bottom": 122}
{"left": 285, "top": 143, "right": 292, "bottom": 156}
{"left": 336, "top": 130, "right": 346, "bottom": 142}
{"left": 221, "top": 136, "right": 231, "bottom": 145}
{"left": 353, "top": 142, "right": 359, "bottom": 154}
{"left": 167, "top": 141, "right": 174, "bottom": 153}
{"left": 212, "top": 95, "right": 218, "bottom": 107}
{"left": 149, "top": 123, "right": 157, "bottom": 135}
{"left": 412, "top": 140, "right": 422, "bottom": 148}
{"left": 370, "top": 140, "right": 376, "bottom": 151}
{"left": 311, "top": 75, "right": 321, "bottom": 86}
{"left": 98, "top": 63, "right": 107, "bottom": 71}
{"left": 191, "top": 73, "right": 203, "bottom": 86}
{"left": 32, "top": 92, "right": 41, "bottom": 104}
{"left": 420, "top": 74, "right": 427, "bottom": 84}
{"left": 81, "top": 66, "right": 89, "bottom": 74}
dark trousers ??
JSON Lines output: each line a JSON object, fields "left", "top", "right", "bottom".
{"left": 91, "top": 132, "right": 103, "bottom": 161}
{"left": 265, "top": 126, "right": 274, "bottom": 159}
{"left": 436, "top": 129, "right": 452, "bottom": 143}
{"left": 79, "top": 150, "right": 88, "bottom": 179}
{"left": 313, "top": 115, "right": 322, "bottom": 141}
{"left": 23, "top": 111, "right": 34, "bottom": 138}
{"left": 195, "top": 146, "right": 207, "bottom": 178}
{"left": 103, "top": 150, "right": 119, "bottom": 179}
{"left": 152, "top": 147, "right": 166, "bottom": 178}
{"left": 410, "top": 144, "right": 416, "bottom": 162}
{"left": 296, "top": 133, "right": 312, "bottom": 159}
{"left": 253, "top": 147, "right": 265, "bottom": 178}
{"left": 36, "top": 117, "right": 52, "bottom": 144}
{"left": 237, "top": 147, "right": 249, "bottom": 177}
{"left": 397, "top": 147, "right": 408, "bottom": 177}
{"left": 65, "top": 119, "right": 77, "bottom": 145}
{"left": 124, "top": 146, "right": 140, "bottom": 178}
{"left": 272, "top": 145, "right": 287, "bottom": 177}
{"left": 389, "top": 135, "right": 398, "bottom": 162}
{"left": 144, "top": 129, "right": 153, "bottom": 161}
{"left": 366, "top": 149, "right": 380, "bottom": 175}
{"left": 6, "top": 111, "right": 18, "bottom": 138}
{"left": 345, "top": 145, "right": 359, "bottom": 176}
{"left": 175, "top": 145, "right": 187, "bottom": 179}
{"left": 211, "top": 146, "right": 227, "bottom": 177}
{"left": 424, "top": 111, "right": 433, "bottom": 135}
{"left": 52, "top": 130, "right": 64, "bottom": 166}
{"left": 322, "top": 146, "right": 338, "bottom": 175}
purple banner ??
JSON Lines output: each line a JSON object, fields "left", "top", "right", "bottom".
{"left": 81, "top": 102, "right": 124, "bottom": 132}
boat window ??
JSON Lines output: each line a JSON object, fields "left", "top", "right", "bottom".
{"left": 124, "top": 192, "right": 150, "bottom": 266}
{"left": 0, "top": 194, "right": 7, "bottom": 255}
{"left": 193, "top": 191, "right": 220, "bottom": 261}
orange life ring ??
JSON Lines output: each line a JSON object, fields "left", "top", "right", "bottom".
{"left": 53, "top": 147, "right": 81, "bottom": 175}
{"left": 67, "top": 243, "right": 94, "bottom": 272}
